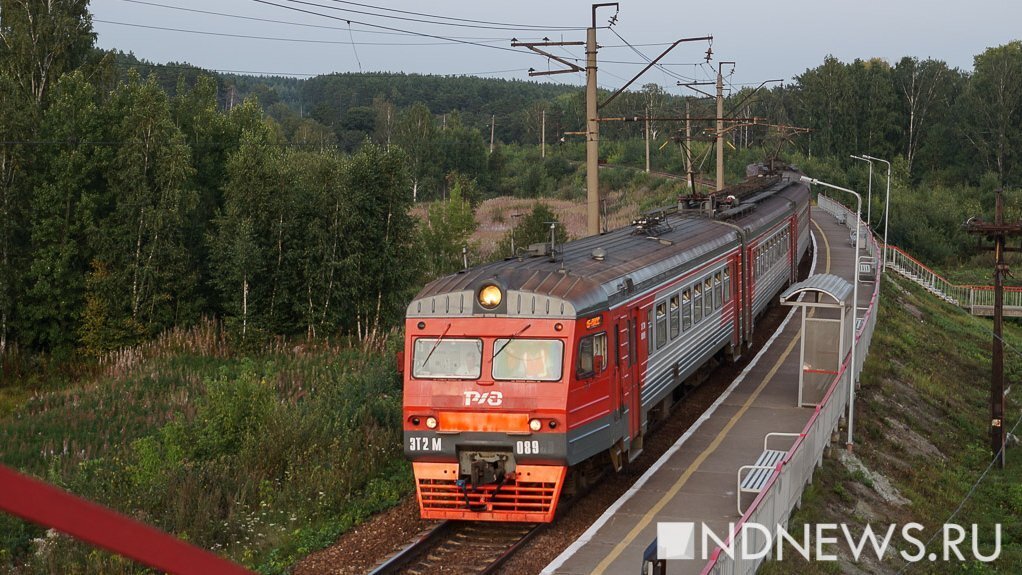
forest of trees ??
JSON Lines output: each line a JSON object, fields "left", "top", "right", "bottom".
{"left": 1, "top": 0, "right": 1021, "bottom": 360}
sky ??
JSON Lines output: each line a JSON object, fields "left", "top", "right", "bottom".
{"left": 90, "top": 0, "right": 1022, "bottom": 95}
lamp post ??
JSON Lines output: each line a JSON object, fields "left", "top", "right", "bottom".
{"left": 850, "top": 155, "right": 874, "bottom": 229}
{"left": 800, "top": 175, "right": 862, "bottom": 451}
{"left": 863, "top": 155, "right": 892, "bottom": 273}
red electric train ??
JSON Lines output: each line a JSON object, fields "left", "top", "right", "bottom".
{"left": 401, "top": 170, "right": 811, "bottom": 522}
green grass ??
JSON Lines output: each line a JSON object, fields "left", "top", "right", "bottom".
{"left": 0, "top": 324, "right": 411, "bottom": 574}
{"left": 761, "top": 273, "right": 1022, "bottom": 574}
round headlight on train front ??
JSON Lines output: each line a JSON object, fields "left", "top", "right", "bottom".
{"left": 426, "top": 417, "right": 438, "bottom": 429}
{"left": 529, "top": 419, "right": 542, "bottom": 432}
{"left": 478, "top": 285, "right": 502, "bottom": 309}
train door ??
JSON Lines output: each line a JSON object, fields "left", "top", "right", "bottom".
{"left": 616, "top": 312, "right": 641, "bottom": 445}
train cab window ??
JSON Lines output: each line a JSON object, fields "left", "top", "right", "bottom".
{"left": 682, "top": 289, "right": 692, "bottom": 331}
{"left": 655, "top": 302, "right": 667, "bottom": 350}
{"left": 576, "top": 332, "right": 608, "bottom": 378}
{"left": 492, "top": 339, "right": 564, "bottom": 381}
{"left": 412, "top": 338, "right": 483, "bottom": 379}
{"left": 723, "top": 269, "right": 732, "bottom": 303}
{"left": 703, "top": 278, "right": 713, "bottom": 316}
{"left": 693, "top": 284, "right": 703, "bottom": 323}
{"left": 669, "top": 294, "right": 680, "bottom": 339}
{"left": 713, "top": 272, "right": 723, "bottom": 309}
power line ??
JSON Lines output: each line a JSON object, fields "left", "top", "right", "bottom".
{"left": 115, "top": 0, "right": 522, "bottom": 41}
{"left": 346, "top": 21, "right": 363, "bottom": 71}
{"left": 94, "top": 19, "right": 509, "bottom": 46}
{"left": 102, "top": 8, "right": 705, "bottom": 67}
{"left": 250, "top": 0, "right": 534, "bottom": 56}
{"left": 262, "top": 0, "right": 584, "bottom": 32}
{"left": 316, "top": 0, "right": 587, "bottom": 31}
{"left": 605, "top": 27, "right": 692, "bottom": 85}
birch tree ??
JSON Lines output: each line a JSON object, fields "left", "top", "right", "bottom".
{"left": 0, "top": 71, "right": 32, "bottom": 353}
{"left": 337, "top": 144, "right": 418, "bottom": 340}
{"left": 894, "top": 57, "right": 955, "bottom": 178}
{"left": 962, "top": 42, "right": 1022, "bottom": 185}
{"left": 0, "top": 0, "right": 94, "bottom": 105}
{"left": 24, "top": 70, "right": 101, "bottom": 350}
{"left": 85, "top": 71, "right": 197, "bottom": 344}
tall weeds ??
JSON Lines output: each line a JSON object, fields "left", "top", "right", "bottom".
{"left": 1, "top": 324, "right": 408, "bottom": 574}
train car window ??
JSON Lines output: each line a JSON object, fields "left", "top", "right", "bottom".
{"left": 669, "top": 294, "right": 680, "bottom": 339}
{"left": 693, "top": 284, "right": 703, "bottom": 323}
{"left": 682, "top": 289, "right": 692, "bottom": 331}
{"left": 576, "top": 332, "right": 608, "bottom": 378}
{"left": 713, "top": 272, "right": 723, "bottom": 309}
{"left": 412, "top": 338, "right": 483, "bottom": 379}
{"left": 655, "top": 302, "right": 667, "bottom": 349}
{"left": 703, "top": 278, "right": 713, "bottom": 316}
{"left": 723, "top": 269, "right": 731, "bottom": 303}
{"left": 492, "top": 339, "right": 564, "bottom": 381}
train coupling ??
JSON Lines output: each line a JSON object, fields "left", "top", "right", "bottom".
{"left": 459, "top": 450, "right": 516, "bottom": 486}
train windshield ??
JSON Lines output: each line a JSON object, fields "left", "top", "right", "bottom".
{"left": 491, "top": 339, "right": 563, "bottom": 381}
{"left": 412, "top": 338, "right": 482, "bottom": 379}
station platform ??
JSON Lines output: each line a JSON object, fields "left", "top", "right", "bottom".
{"left": 542, "top": 204, "right": 874, "bottom": 575}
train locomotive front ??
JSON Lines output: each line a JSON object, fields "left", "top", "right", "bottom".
{"left": 402, "top": 275, "right": 589, "bottom": 522}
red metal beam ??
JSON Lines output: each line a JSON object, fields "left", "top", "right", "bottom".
{"left": 0, "top": 464, "right": 254, "bottom": 575}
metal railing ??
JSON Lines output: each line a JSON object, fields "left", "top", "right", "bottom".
{"left": 883, "top": 244, "right": 1022, "bottom": 315}
{"left": 0, "top": 465, "right": 254, "bottom": 575}
{"left": 700, "top": 195, "right": 882, "bottom": 575}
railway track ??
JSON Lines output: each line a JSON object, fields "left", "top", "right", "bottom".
{"left": 368, "top": 521, "right": 544, "bottom": 575}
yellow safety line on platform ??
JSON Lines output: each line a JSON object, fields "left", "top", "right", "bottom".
{"left": 590, "top": 329, "right": 800, "bottom": 574}
{"left": 812, "top": 217, "right": 831, "bottom": 274}
{"left": 589, "top": 217, "right": 835, "bottom": 575}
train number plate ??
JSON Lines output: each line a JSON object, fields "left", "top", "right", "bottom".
{"left": 409, "top": 437, "right": 442, "bottom": 452}
{"left": 515, "top": 440, "right": 540, "bottom": 455}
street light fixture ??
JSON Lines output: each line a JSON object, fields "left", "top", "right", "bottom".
{"left": 800, "top": 175, "right": 862, "bottom": 451}
{"left": 862, "top": 155, "right": 892, "bottom": 273}
{"left": 850, "top": 155, "right": 874, "bottom": 229}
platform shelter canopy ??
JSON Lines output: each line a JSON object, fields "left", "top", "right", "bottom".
{"left": 780, "top": 273, "right": 854, "bottom": 407}
{"left": 779, "top": 273, "right": 853, "bottom": 309}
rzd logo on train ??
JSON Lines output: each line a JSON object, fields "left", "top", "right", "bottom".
{"left": 463, "top": 390, "right": 503, "bottom": 406}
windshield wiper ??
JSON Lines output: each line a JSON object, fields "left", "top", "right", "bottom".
{"left": 492, "top": 324, "right": 532, "bottom": 360}
{"left": 421, "top": 323, "right": 451, "bottom": 368}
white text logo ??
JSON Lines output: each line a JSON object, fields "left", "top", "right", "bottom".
{"left": 657, "top": 522, "right": 1002, "bottom": 563}
{"left": 463, "top": 390, "right": 503, "bottom": 406}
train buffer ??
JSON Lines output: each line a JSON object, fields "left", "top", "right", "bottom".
{"left": 736, "top": 432, "right": 803, "bottom": 514}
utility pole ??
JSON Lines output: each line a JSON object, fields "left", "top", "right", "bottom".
{"left": 685, "top": 100, "right": 692, "bottom": 188}
{"left": 585, "top": 9, "right": 601, "bottom": 236}
{"left": 716, "top": 61, "right": 735, "bottom": 192}
{"left": 517, "top": 7, "right": 711, "bottom": 237}
{"left": 490, "top": 114, "right": 495, "bottom": 154}
{"left": 964, "top": 188, "right": 1022, "bottom": 469}
{"left": 644, "top": 105, "right": 651, "bottom": 173}
{"left": 542, "top": 109, "right": 546, "bottom": 158}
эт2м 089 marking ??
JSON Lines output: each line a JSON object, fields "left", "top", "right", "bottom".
{"left": 401, "top": 168, "right": 811, "bottom": 522}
